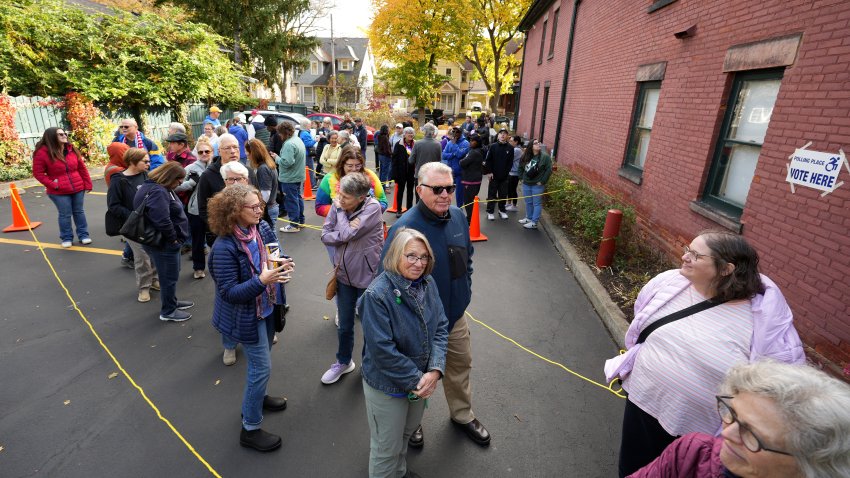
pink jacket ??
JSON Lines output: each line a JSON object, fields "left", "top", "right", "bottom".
{"left": 605, "top": 269, "right": 805, "bottom": 383}
{"left": 32, "top": 145, "right": 93, "bottom": 195}
{"left": 628, "top": 433, "right": 726, "bottom": 478}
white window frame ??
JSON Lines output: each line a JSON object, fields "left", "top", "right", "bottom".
{"left": 339, "top": 59, "right": 352, "bottom": 71}
{"left": 310, "top": 61, "right": 319, "bottom": 75}
{"left": 303, "top": 86, "right": 314, "bottom": 102}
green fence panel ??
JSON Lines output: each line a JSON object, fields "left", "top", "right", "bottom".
{"left": 12, "top": 96, "right": 66, "bottom": 150}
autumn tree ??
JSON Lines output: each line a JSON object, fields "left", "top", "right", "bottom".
{"left": 463, "top": 0, "right": 531, "bottom": 113}
{"left": 369, "top": 0, "right": 469, "bottom": 122}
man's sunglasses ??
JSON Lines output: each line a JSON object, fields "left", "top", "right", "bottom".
{"left": 419, "top": 184, "right": 456, "bottom": 195}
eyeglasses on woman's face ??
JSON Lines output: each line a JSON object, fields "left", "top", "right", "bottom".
{"left": 198, "top": 149, "right": 212, "bottom": 155}
{"left": 343, "top": 161, "right": 363, "bottom": 171}
{"left": 683, "top": 245, "right": 715, "bottom": 262}
{"left": 242, "top": 203, "right": 264, "bottom": 213}
{"left": 57, "top": 131, "right": 67, "bottom": 137}
{"left": 225, "top": 176, "right": 248, "bottom": 183}
{"left": 716, "top": 395, "right": 792, "bottom": 456}
{"left": 404, "top": 253, "right": 430, "bottom": 265}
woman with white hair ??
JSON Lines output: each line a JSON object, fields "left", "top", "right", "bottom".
{"left": 629, "top": 360, "right": 850, "bottom": 478}
{"left": 298, "top": 118, "right": 318, "bottom": 189}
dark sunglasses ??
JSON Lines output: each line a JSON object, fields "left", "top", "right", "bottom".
{"left": 419, "top": 184, "right": 456, "bottom": 195}
{"left": 120, "top": 125, "right": 130, "bottom": 129}
{"left": 198, "top": 150, "right": 212, "bottom": 154}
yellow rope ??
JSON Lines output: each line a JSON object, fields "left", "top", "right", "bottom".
{"left": 465, "top": 311, "right": 626, "bottom": 399}
{"left": 9, "top": 191, "right": 223, "bottom": 478}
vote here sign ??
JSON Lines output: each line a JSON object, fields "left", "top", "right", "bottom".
{"left": 785, "top": 149, "right": 844, "bottom": 192}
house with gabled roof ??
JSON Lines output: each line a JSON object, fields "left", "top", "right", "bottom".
{"left": 292, "top": 37, "right": 375, "bottom": 111}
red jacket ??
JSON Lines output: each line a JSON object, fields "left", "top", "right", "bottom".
{"left": 32, "top": 145, "right": 93, "bottom": 195}
{"left": 628, "top": 434, "right": 729, "bottom": 478}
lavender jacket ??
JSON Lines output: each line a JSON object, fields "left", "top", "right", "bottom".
{"left": 604, "top": 269, "right": 805, "bottom": 383}
{"left": 321, "top": 197, "right": 384, "bottom": 289}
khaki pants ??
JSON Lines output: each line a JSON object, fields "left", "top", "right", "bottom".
{"left": 363, "top": 379, "right": 426, "bottom": 478}
{"left": 126, "top": 239, "right": 157, "bottom": 291}
{"left": 443, "top": 315, "right": 474, "bottom": 424}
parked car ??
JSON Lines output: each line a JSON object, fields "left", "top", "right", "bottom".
{"left": 243, "top": 110, "right": 311, "bottom": 130}
{"left": 306, "top": 113, "right": 375, "bottom": 143}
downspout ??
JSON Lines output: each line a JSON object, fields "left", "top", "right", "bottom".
{"left": 514, "top": 33, "right": 528, "bottom": 132}
{"left": 551, "top": 0, "right": 581, "bottom": 162}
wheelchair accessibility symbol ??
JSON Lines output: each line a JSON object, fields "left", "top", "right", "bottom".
{"left": 826, "top": 157, "right": 840, "bottom": 172}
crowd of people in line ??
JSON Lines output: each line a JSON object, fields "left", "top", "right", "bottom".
{"left": 26, "top": 107, "right": 850, "bottom": 478}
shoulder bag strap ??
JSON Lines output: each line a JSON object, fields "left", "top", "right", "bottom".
{"left": 637, "top": 298, "right": 728, "bottom": 344}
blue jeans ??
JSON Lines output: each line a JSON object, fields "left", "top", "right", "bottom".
{"left": 142, "top": 243, "right": 182, "bottom": 316}
{"left": 305, "top": 156, "right": 317, "bottom": 189}
{"left": 266, "top": 203, "right": 279, "bottom": 231}
{"left": 523, "top": 183, "right": 545, "bottom": 223}
{"left": 123, "top": 242, "right": 134, "bottom": 261}
{"left": 336, "top": 281, "right": 365, "bottom": 364}
{"left": 48, "top": 191, "right": 89, "bottom": 242}
{"left": 378, "top": 154, "right": 392, "bottom": 182}
{"left": 280, "top": 182, "right": 304, "bottom": 225}
{"left": 224, "top": 315, "right": 274, "bottom": 431}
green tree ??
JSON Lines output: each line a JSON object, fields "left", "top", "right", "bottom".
{"left": 369, "top": 0, "right": 469, "bottom": 122}
{"left": 0, "top": 0, "right": 250, "bottom": 112}
{"left": 159, "top": 0, "right": 320, "bottom": 98}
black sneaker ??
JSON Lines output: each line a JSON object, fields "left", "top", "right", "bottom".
{"left": 120, "top": 257, "right": 134, "bottom": 269}
{"left": 160, "top": 310, "right": 192, "bottom": 322}
{"left": 240, "top": 427, "right": 281, "bottom": 452}
{"left": 176, "top": 300, "right": 194, "bottom": 310}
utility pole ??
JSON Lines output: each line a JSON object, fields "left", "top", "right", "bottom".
{"left": 331, "top": 14, "right": 338, "bottom": 114}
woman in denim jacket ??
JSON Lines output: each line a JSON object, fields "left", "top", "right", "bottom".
{"left": 359, "top": 228, "right": 449, "bottom": 478}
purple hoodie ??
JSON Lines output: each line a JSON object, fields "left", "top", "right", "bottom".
{"left": 628, "top": 434, "right": 728, "bottom": 478}
{"left": 321, "top": 197, "right": 384, "bottom": 288}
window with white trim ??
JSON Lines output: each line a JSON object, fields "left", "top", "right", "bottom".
{"left": 339, "top": 59, "right": 352, "bottom": 71}
{"left": 303, "top": 86, "right": 314, "bottom": 102}
{"left": 310, "top": 61, "right": 319, "bottom": 75}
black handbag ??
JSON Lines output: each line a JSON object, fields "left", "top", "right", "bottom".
{"left": 104, "top": 210, "right": 123, "bottom": 236}
{"left": 119, "top": 193, "right": 163, "bottom": 247}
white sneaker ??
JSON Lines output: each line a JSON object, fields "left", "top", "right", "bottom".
{"left": 499, "top": 211, "right": 508, "bottom": 220}
{"left": 61, "top": 241, "right": 73, "bottom": 248}
{"left": 80, "top": 237, "right": 92, "bottom": 245}
{"left": 505, "top": 204, "right": 518, "bottom": 211}
{"left": 335, "top": 312, "right": 339, "bottom": 328}
{"left": 487, "top": 213, "right": 495, "bottom": 221}
{"left": 523, "top": 221, "right": 538, "bottom": 229}
{"left": 321, "top": 360, "right": 356, "bottom": 384}
{"left": 518, "top": 218, "right": 530, "bottom": 224}
{"left": 279, "top": 225, "right": 300, "bottom": 233}
{"left": 223, "top": 348, "right": 236, "bottom": 366}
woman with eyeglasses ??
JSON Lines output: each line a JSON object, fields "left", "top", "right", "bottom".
{"left": 32, "top": 127, "right": 93, "bottom": 248}
{"left": 359, "top": 227, "right": 448, "bottom": 478}
{"left": 207, "top": 184, "right": 294, "bottom": 452}
{"left": 176, "top": 136, "right": 213, "bottom": 279}
{"left": 605, "top": 231, "right": 805, "bottom": 477}
{"left": 391, "top": 126, "right": 417, "bottom": 218}
{"left": 107, "top": 148, "right": 159, "bottom": 302}
{"left": 133, "top": 161, "right": 192, "bottom": 322}
{"left": 319, "top": 172, "right": 384, "bottom": 384}
{"left": 193, "top": 121, "right": 220, "bottom": 157}
{"left": 629, "top": 360, "right": 850, "bottom": 478}
{"left": 517, "top": 139, "right": 552, "bottom": 230}
{"left": 315, "top": 145, "right": 387, "bottom": 218}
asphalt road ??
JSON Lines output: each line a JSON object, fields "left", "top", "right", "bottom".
{"left": 0, "top": 152, "right": 624, "bottom": 478}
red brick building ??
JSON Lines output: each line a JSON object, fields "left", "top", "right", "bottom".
{"left": 517, "top": 0, "right": 850, "bottom": 375}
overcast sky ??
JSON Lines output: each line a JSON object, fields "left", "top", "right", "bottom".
{"left": 311, "top": 0, "right": 373, "bottom": 38}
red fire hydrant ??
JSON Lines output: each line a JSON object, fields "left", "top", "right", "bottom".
{"left": 596, "top": 209, "right": 623, "bottom": 268}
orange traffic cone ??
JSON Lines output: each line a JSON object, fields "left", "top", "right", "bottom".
{"left": 303, "top": 167, "right": 316, "bottom": 201}
{"left": 386, "top": 184, "right": 407, "bottom": 214}
{"left": 3, "top": 183, "right": 42, "bottom": 233}
{"left": 469, "top": 196, "right": 487, "bottom": 242}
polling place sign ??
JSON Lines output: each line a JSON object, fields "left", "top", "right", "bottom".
{"left": 785, "top": 147, "right": 846, "bottom": 194}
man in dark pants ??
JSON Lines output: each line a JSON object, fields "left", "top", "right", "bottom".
{"left": 483, "top": 128, "right": 513, "bottom": 221}
{"left": 353, "top": 117, "right": 368, "bottom": 158}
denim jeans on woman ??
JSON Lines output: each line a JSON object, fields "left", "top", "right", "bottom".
{"left": 336, "top": 281, "right": 365, "bottom": 365}
{"left": 48, "top": 190, "right": 89, "bottom": 243}
{"left": 523, "top": 183, "right": 545, "bottom": 223}
{"left": 219, "top": 314, "right": 275, "bottom": 430}
{"left": 142, "top": 242, "right": 182, "bottom": 316}
{"left": 378, "top": 154, "right": 392, "bottom": 183}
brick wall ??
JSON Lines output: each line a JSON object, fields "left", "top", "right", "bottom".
{"left": 519, "top": 0, "right": 850, "bottom": 374}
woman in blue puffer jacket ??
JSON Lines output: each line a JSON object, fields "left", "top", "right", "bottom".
{"left": 207, "top": 184, "right": 295, "bottom": 453}
{"left": 440, "top": 127, "right": 469, "bottom": 206}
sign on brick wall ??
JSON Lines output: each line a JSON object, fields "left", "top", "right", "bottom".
{"left": 785, "top": 144, "right": 848, "bottom": 197}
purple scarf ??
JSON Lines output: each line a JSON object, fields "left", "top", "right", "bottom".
{"left": 233, "top": 224, "right": 277, "bottom": 318}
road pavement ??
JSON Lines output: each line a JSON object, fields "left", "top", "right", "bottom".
{"left": 0, "top": 152, "right": 624, "bottom": 477}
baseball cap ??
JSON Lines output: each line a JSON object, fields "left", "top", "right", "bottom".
{"left": 209, "top": 106, "right": 222, "bottom": 113}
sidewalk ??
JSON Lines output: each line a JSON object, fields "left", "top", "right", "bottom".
{"left": 0, "top": 165, "right": 105, "bottom": 198}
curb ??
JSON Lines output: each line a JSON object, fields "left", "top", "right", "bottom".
{"left": 0, "top": 166, "right": 106, "bottom": 199}
{"left": 539, "top": 209, "right": 629, "bottom": 350}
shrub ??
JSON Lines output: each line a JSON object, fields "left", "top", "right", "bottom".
{"left": 544, "top": 170, "right": 670, "bottom": 314}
